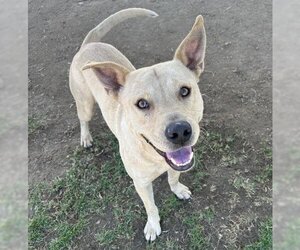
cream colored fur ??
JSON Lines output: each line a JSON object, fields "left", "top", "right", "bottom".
{"left": 69, "top": 8, "right": 206, "bottom": 241}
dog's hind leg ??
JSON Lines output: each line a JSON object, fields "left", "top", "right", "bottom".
{"left": 80, "top": 120, "right": 93, "bottom": 148}
{"left": 70, "top": 83, "right": 95, "bottom": 148}
{"left": 168, "top": 169, "right": 192, "bottom": 200}
{"left": 70, "top": 70, "right": 96, "bottom": 148}
{"left": 70, "top": 69, "right": 95, "bottom": 148}
{"left": 75, "top": 97, "right": 95, "bottom": 148}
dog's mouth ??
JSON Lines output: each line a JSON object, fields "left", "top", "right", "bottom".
{"left": 142, "top": 135, "right": 194, "bottom": 171}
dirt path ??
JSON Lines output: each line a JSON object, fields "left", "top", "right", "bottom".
{"left": 29, "top": 0, "right": 272, "bottom": 248}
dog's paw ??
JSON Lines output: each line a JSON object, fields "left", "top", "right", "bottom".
{"left": 80, "top": 133, "right": 93, "bottom": 148}
{"left": 171, "top": 183, "right": 192, "bottom": 200}
{"left": 144, "top": 220, "right": 161, "bottom": 241}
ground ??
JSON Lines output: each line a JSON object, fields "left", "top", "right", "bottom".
{"left": 29, "top": 0, "right": 272, "bottom": 249}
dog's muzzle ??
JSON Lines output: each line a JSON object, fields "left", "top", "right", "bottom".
{"left": 142, "top": 135, "right": 195, "bottom": 171}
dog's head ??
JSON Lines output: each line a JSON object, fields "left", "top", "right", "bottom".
{"left": 83, "top": 16, "right": 206, "bottom": 171}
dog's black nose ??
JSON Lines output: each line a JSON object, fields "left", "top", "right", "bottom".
{"left": 165, "top": 121, "right": 192, "bottom": 145}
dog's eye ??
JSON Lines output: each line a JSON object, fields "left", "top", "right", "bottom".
{"left": 136, "top": 99, "right": 150, "bottom": 109}
{"left": 180, "top": 86, "right": 191, "bottom": 97}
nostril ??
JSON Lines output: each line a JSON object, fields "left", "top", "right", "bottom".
{"left": 183, "top": 129, "right": 191, "bottom": 137}
{"left": 171, "top": 133, "right": 178, "bottom": 139}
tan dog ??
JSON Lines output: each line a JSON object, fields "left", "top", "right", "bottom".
{"left": 69, "top": 8, "right": 206, "bottom": 241}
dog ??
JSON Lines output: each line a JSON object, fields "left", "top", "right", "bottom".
{"left": 69, "top": 8, "right": 206, "bottom": 241}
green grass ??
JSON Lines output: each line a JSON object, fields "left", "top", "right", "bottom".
{"left": 29, "top": 136, "right": 130, "bottom": 249}
{"left": 263, "top": 144, "right": 272, "bottom": 160}
{"left": 196, "top": 130, "right": 248, "bottom": 168}
{"left": 160, "top": 195, "right": 182, "bottom": 220}
{"left": 49, "top": 219, "right": 86, "bottom": 250}
{"left": 231, "top": 174, "right": 256, "bottom": 197}
{"left": 245, "top": 219, "right": 272, "bottom": 249}
{"left": 29, "top": 135, "right": 145, "bottom": 249}
{"left": 29, "top": 129, "right": 272, "bottom": 249}
{"left": 145, "top": 237, "right": 181, "bottom": 250}
{"left": 255, "top": 144, "right": 272, "bottom": 183}
{"left": 255, "top": 164, "right": 272, "bottom": 183}
{"left": 28, "top": 116, "right": 44, "bottom": 134}
{"left": 201, "top": 207, "right": 215, "bottom": 223}
{"left": 183, "top": 213, "right": 209, "bottom": 249}
{"left": 95, "top": 205, "right": 139, "bottom": 246}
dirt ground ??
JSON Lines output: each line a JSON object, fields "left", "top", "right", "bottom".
{"left": 29, "top": 0, "right": 272, "bottom": 249}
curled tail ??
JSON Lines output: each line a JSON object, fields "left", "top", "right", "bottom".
{"left": 81, "top": 8, "right": 158, "bottom": 47}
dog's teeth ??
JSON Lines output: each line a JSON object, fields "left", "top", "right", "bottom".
{"left": 170, "top": 158, "right": 178, "bottom": 165}
{"left": 189, "top": 152, "right": 194, "bottom": 161}
{"left": 170, "top": 152, "right": 193, "bottom": 167}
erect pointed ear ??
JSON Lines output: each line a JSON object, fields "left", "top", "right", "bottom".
{"left": 82, "top": 62, "right": 131, "bottom": 91}
{"left": 174, "top": 15, "right": 206, "bottom": 77}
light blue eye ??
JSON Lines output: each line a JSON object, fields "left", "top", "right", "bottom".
{"left": 180, "top": 86, "right": 191, "bottom": 97}
{"left": 136, "top": 99, "right": 150, "bottom": 109}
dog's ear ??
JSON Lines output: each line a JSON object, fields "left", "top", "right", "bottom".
{"left": 174, "top": 15, "right": 206, "bottom": 77}
{"left": 82, "top": 62, "right": 131, "bottom": 91}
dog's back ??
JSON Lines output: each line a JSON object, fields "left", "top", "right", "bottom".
{"left": 69, "top": 8, "right": 158, "bottom": 142}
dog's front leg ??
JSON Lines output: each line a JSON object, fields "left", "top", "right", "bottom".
{"left": 168, "top": 169, "right": 192, "bottom": 200}
{"left": 133, "top": 181, "right": 161, "bottom": 241}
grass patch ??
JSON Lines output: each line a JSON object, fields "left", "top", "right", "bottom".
{"left": 263, "top": 144, "right": 272, "bottom": 160}
{"left": 231, "top": 172, "right": 256, "bottom": 197}
{"left": 195, "top": 130, "right": 248, "bottom": 169}
{"left": 29, "top": 136, "right": 135, "bottom": 249}
{"left": 245, "top": 219, "right": 272, "bottom": 249}
{"left": 29, "top": 128, "right": 271, "bottom": 248}
{"left": 146, "top": 238, "right": 181, "bottom": 250}
{"left": 28, "top": 117, "right": 44, "bottom": 134}
{"left": 201, "top": 207, "right": 215, "bottom": 223}
{"left": 255, "top": 144, "right": 272, "bottom": 183}
{"left": 183, "top": 213, "right": 209, "bottom": 249}
{"left": 255, "top": 164, "right": 272, "bottom": 183}
{"left": 160, "top": 195, "right": 182, "bottom": 220}
{"left": 49, "top": 219, "right": 86, "bottom": 250}
{"left": 95, "top": 205, "right": 139, "bottom": 247}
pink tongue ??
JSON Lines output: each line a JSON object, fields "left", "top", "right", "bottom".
{"left": 166, "top": 147, "right": 192, "bottom": 165}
